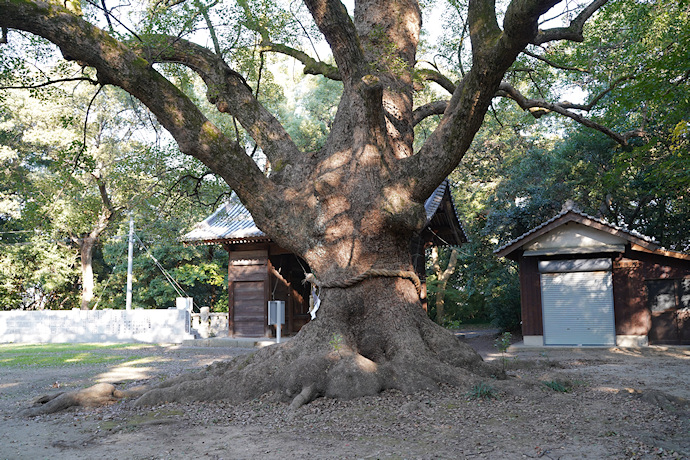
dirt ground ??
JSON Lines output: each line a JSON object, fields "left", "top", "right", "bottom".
{"left": 0, "top": 333, "right": 688, "bottom": 460}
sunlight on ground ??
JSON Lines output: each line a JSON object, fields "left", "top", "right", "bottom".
{"left": 611, "top": 346, "right": 690, "bottom": 360}
{"left": 64, "top": 352, "right": 103, "bottom": 363}
{"left": 483, "top": 352, "right": 515, "bottom": 362}
{"left": 96, "top": 357, "right": 170, "bottom": 383}
{"left": 0, "top": 382, "right": 21, "bottom": 391}
{"left": 593, "top": 386, "right": 622, "bottom": 394}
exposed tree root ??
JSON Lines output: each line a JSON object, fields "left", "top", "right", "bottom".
{"left": 629, "top": 388, "right": 689, "bottom": 412}
{"left": 23, "top": 285, "right": 503, "bottom": 416}
{"left": 23, "top": 383, "right": 147, "bottom": 417}
{"left": 289, "top": 385, "right": 317, "bottom": 410}
{"left": 130, "top": 314, "right": 503, "bottom": 410}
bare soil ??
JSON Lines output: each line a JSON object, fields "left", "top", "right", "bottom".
{"left": 1, "top": 334, "right": 688, "bottom": 460}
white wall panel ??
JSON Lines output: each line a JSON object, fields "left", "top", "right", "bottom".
{"left": 541, "top": 271, "right": 615, "bottom": 346}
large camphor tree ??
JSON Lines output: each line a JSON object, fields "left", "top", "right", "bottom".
{"left": 0, "top": 0, "right": 644, "bottom": 408}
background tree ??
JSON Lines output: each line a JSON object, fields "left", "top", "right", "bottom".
{"left": 99, "top": 217, "right": 229, "bottom": 311}
{"left": 428, "top": 246, "right": 459, "bottom": 326}
{"left": 0, "top": 84, "right": 231, "bottom": 310}
{"left": 0, "top": 90, "right": 83, "bottom": 309}
{"left": 0, "top": 0, "right": 676, "bottom": 410}
{"left": 424, "top": 0, "right": 690, "bottom": 334}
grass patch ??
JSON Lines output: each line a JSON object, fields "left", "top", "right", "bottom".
{"left": 466, "top": 382, "right": 498, "bottom": 400}
{"left": 0, "top": 343, "right": 152, "bottom": 368}
{"left": 542, "top": 380, "right": 572, "bottom": 393}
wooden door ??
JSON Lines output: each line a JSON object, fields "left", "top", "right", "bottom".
{"left": 233, "top": 280, "right": 266, "bottom": 337}
{"left": 647, "top": 279, "right": 690, "bottom": 345}
{"left": 228, "top": 249, "right": 269, "bottom": 337}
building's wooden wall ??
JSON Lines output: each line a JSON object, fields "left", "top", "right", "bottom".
{"left": 518, "top": 254, "right": 543, "bottom": 336}
{"left": 226, "top": 243, "right": 312, "bottom": 337}
{"left": 613, "top": 248, "right": 690, "bottom": 342}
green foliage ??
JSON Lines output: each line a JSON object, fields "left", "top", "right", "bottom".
{"left": 494, "top": 332, "right": 512, "bottom": 354}
{"left": 494, "top": 332, "right": 512, "bottom": 372}
{"left": 278, "top": 75, "right": 342, "bottom": 152}
{"left": 0, "top": 239, "right": 79, "bottom": 310}
{"left": 425, "top": 177, "right": 522, "bottom": 332}
{"left": 0, "top": 84, "right": 230, "bottom": 311}
{"left": 486, "top": 268, "right": 521, "bottom": 332}
{"left": 466, "top": 382, "right": 497, "bottom": 400}
{"left": 445, "top": 0, "right": 690, "bottom": 331}
{"left": 442, "top": 319, "right": 464, "bottom": 330}
{"left": 542, "top": 380, "right": 571, "bottom": 393}
{"left": 100, "top": 220, "right": 229, "bottom": 312}
{"left": 329, "top": 333, "right": 344, "bottom": 353}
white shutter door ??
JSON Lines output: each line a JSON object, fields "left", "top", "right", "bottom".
{"left": 541, "top": 271, "right": 615, "bottom": 346}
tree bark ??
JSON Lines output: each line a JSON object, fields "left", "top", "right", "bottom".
{"left": 76, "top": 175, "right": 119, "bottom": 310}
{"left": 79, "top": 236, "right": 97, "bottom": 310}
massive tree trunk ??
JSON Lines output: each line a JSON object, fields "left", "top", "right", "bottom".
{"left": 0, "top": 0, "right": 611, "bottom": 411}
{"left": 137, "top": 218, "right": 497, "bottom": 407}
{"left": 137, "top": 240, "right": 495, "bottom": 408}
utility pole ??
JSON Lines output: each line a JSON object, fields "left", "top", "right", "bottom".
{"left": 126, "top": 215, "right": 134, "bottom": 310}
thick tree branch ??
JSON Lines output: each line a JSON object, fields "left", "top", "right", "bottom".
{"left": 412, "top": 101, "right": 448, "bottom": 126}
{"left": 467, "top": 0, "right": 502, "bottom": 60}
{"left": 260, "top": 42, "right": 341, "bottom": 80}
{"left": 502, "top": 0, "right": 561, "bottom": 45}
{"left": 533, "top": 0, "right": 608, "bottom": 45}
{"left": 497, "top": 82, "right": 644, "bottom": 145}
{"left": 139, "top": 35, "right": 302, "bottom": 170}
{"left": 416, "top": 68, "right": 456, "bottom": 95}
{"left": 0, "top": 0, "right": 274, "bottom": 213}
{"left": 408, "top": 0, "right": 562, "bottom": 202}
{"left": 233, "top": 0, "right": 341, "bottom": 82}
{"left": 302, "top": 0, "right": 365, "bottom": 85}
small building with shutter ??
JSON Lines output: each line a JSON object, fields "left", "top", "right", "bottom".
{"left": 183, "top": 180, "right": 467, "bottom": 338}
{"left": 495, "top": 204, "right": 690, "bottom": 347}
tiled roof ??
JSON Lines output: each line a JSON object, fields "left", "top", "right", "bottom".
{"left": 183, "top": 180, "right": 462, "bottom": 244}
{"left": 493, "top": 203, "right": 658, "bottom": 256}
{"left": 422, "top": 180, "right": 446, "bottom": 221}
{"left": 182, "top": 197, "right": 267, "bottom": 244}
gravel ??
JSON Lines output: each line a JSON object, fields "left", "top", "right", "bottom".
{"left": 1, "top": 338, "right": 688, "bottom": 459}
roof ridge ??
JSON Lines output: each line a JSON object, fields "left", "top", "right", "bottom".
{"left": 493, "top": 206, "right": 658, "bottom": 255}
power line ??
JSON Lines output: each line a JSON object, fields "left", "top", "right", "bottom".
{"left": 133, "top": 232, "right": 189, "bottom": 299}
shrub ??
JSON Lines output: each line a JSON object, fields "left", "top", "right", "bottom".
{"left": 542, "top": 380, "right": 571, "bottom": 393}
